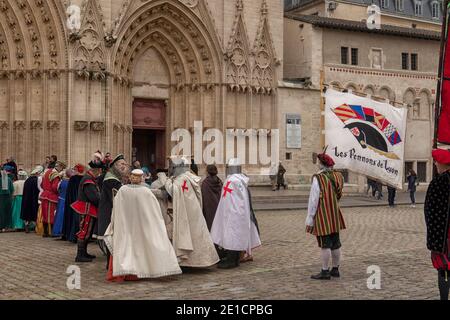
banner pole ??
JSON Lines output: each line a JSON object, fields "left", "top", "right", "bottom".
{"left": 320, "top": 69, "right": 325, "bottom": 150}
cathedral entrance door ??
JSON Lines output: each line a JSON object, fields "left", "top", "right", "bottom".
{"left": 132, "top": 99, "right": 166, "bottom": 172}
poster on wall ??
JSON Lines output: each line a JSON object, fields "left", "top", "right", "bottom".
{"left": 324, "top": 89, "right": 407, "bottom": 189}
{"left": 286, "top": 114, "right": 301, "bottom": 149}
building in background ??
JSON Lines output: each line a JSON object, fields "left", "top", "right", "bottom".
{"left": 284, "top": 0, "right": 441, "bottom": 190}
{"left": 0, "top": 0, "right": 320, "bottom": 185}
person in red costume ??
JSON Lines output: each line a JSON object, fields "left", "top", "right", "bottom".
{"left": 425, "top": 148, "right": 450, "bottom": 300}
{"left": 71, "top": 156, "right": 104, "bottom": 262}
{"left": 39, "top": 161, "right": 66, "bottom": 237}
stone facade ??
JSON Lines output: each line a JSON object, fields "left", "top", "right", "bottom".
{"left": 0, "top": 0, "right": 294, "bottom": 176}
{"left": 284, "top": 2, "right": 439, "bottom": 189}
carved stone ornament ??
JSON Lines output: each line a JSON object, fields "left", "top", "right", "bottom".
{"left": 0, "top": 120, "right": 8, "bottom": 129}
{"left": 90, "top": 121, "right": 105, "bottom": 131}
{"left": 30, "top": 120, "right": 43, "bottom": 129}
{"left": 47, "top": 120, "right": 59, "bottom": 130}
{"left": 179, "top": 0, "right": 199, "bottom": 8}
{"left": 113, "top": 123, "right": 121, "bottom": 131}
{"left": 14, "top": 120, "right": 26, "bottom": 130}
{"left": 74, "top": 120, "right": 89, "bottom": 131}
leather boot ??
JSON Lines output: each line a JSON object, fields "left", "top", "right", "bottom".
{"left": 84, "top": 241, "right": 96, "bottom": 259}
{"left": 43, "top": 223, "right": 49, "bottom": 238}
{"left": 215, "top": 245, "right": 227, "bottom": 261}
{"left": 330, "top": 266, "right": 340, "bottom": 278}
{"left": 218, "top": 251, "right": 240, "bottom": 269}
{"left": 75, "top": 240, "right": 93, "bottom": 263}
{"left": 311, "top": 269, "right": 331, "bottom": 280}
{"left": 438, "top": 270, "right": 450, "bottom": 301}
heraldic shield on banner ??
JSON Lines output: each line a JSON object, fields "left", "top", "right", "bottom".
{"left": 325, "top": 89, "right": 407, "bottom": 189}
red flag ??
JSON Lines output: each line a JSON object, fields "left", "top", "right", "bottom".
{"left": 438, "top": 2, "right": 450, "bottom": 144}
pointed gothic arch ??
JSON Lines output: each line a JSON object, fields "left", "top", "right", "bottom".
{"left": 0, "top": 0, "right": 69, "bottom": 169}
{"left": 106, "top": 0, "right": 224, "bottom": 158}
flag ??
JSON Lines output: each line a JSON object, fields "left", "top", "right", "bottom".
{"left": 325, "top": 89, "right": 407, "bottom": 189}
{"left": 437, "top": 2, "right": 450, "bottom": 144}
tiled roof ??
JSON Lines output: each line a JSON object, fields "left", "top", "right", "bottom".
{"left": 285, "top": 0, "right": 444, "bottom": 23}
{"left": 284, "top": 13, "right": 441, "bottom": 40}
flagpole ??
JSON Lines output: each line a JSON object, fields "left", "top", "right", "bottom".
{"left": 434, "top": 0, "right": 449, "bottom": 150}
{"left": 320, "top": 69, "right": 325, "bottom": 150}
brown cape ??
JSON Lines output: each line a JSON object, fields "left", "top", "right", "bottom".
{"left": 201, "top": 175, "right": 223, "bottom": 231}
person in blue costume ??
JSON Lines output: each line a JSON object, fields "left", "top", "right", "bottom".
{"left": 20, "top": 166, "right": 44, "bottom": 233}
{"left": 61, "top": 164, "right": 85, "bottom": 242}
{"left": 11, "top": 170, "right": 28, "bottom": 230}
{"left": 53, "top": 168, "right": 74, "bottom": 237}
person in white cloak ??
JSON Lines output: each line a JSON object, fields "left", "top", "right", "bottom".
{"left": 211, "top": 158, "right": 261, "bottom": 269}
{"left": 103, "top": 169, "right": 181, "bottom": 281}
{"left": 150, "top": 172, "right": 173, "bottom": 240}
{"left": 163, "top": 156, "right": 219, "bottom": 268}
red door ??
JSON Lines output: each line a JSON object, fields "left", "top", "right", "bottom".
{"left": 132, "top": 99, "right": 166, "bottom": 170}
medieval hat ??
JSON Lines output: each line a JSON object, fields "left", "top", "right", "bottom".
{"left": 18, "top": 170, "right": 28, "bottom": 179}
{"left": 73, "top": 163, "right": 85, "bottom": 174}
{"left": 2, "top": 165, "right": 13, "bottom": 172}
{"left": 131, "top": 169, "right": 144, "bottom": 176}
{"left": 55, "top": 161, "right": 67, "bottom": 169}
{"left": 31, "top": 165, "right": 44, "bottom": 175}
{"left": 432, "top": 148, "right": 450, "bottom": 165}
{"left": 317, "top": 152, "right": 335, "bottom": 167}
{"left": 109, "top": 154, "right": 125, "bottom": 168}
{"left": 227, "top": 158, "right": 241, "bottom": 167}
{"left": 169, "top": 155, "right": 190, "bottom": 166}
{"left": 89, "top": 160, "right": 105, "bottom": 169}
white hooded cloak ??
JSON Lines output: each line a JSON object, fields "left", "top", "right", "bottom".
{"left": 211, "top": 174, "right": 261, "bottom": 255}
{"left": 165, "top": 171, "right": 219, "bottom": 267}
{"left": 104, "top": 184, "right": 182, "bottom": 278}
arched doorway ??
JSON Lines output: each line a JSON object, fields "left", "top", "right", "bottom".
{"left": 109, "top": 1, "right": 222, "bottom": 165}
{"left": 131, "top": 46, "right": 170, "bottom": 171}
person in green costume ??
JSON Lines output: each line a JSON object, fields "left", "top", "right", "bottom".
{"left": 0, "top": 166, "right": 14, "bottom": 232}
{"left": 11, "top": 170, "right": 28, "bottom": 230}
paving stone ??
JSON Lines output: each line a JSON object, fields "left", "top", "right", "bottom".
{"left": 0, "top": 205, "right": 438, "bottom": 299}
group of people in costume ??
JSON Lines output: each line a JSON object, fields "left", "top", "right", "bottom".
{"left": 4, "top": 143, "right": 450, "bottom": 301}
{"left": 0, "top": 151, "right": 261, "bottom": 282}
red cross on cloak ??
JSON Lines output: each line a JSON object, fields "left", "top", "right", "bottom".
{"left": 182, "top": 180, "right": 189, "bottom": 193}
{"left": 223, "top": 181, "right": 233, "bottom": 198}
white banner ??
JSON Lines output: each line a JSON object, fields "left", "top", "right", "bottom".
{"left": 325, "top": 89, "right": 407, "bottom": 189}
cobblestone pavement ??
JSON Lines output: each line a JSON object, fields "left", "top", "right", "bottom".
{"left": 0, "top": 205, "right": 438, "bottom": 300}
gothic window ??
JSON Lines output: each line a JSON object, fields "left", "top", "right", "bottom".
{"left": 346, "top": 83, "right": 357, "bottom": 92}
{"left": 379, "top": 87, "right": 395, "bottom": 103}
{"left": 364, "top": 86, "right": 375, "bottom": 96}
{"left": 341, "top": 47, "right": 348, "bottom": 64}
{"left": 419, "top": 90, "right": 431, "bottom": 119}
{"left": 414, "top": 1, "right": 422, "bottom": 16}
{"left": 403, "top": 89, "right": 415, "bottom": 120}
{"left": 411, "top": 53, "right": 418, "bottom": 70}
{"left": 412, "top": 98, "right": 420, "bottom": 119}
{"left": 351, "top": 48, "right": 358, "bottom": 66}
{"left": 432, "top": 2, "right": 440, "bottom": 19}
{"left": 402, "top": 52, "right": 409, "bottom": 70}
